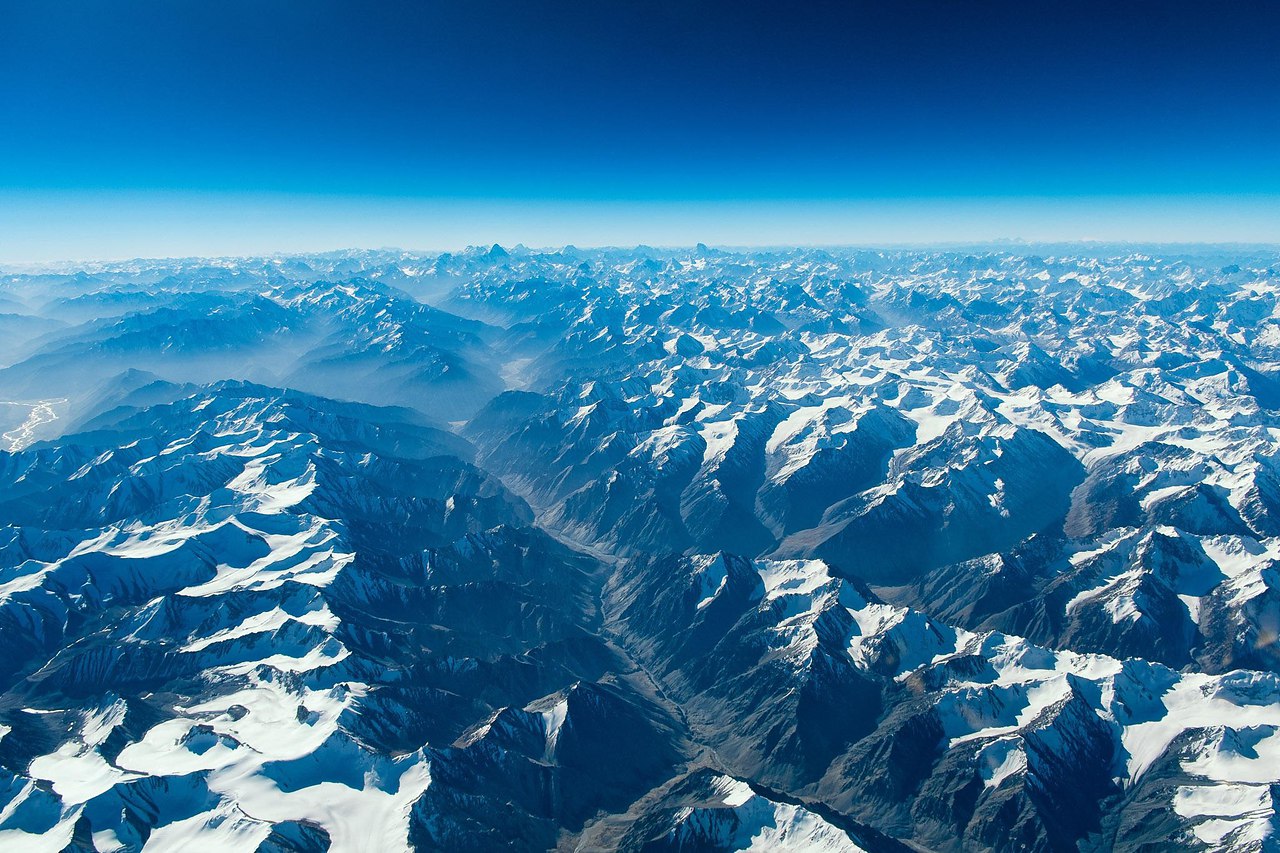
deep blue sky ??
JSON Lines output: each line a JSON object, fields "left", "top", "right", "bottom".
{"left": 1, "top": 1, "right": 1278, "bottom": 258}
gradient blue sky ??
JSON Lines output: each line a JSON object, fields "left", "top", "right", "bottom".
{"left": 2, "top": 0, "right": 1278, "bottom": 260}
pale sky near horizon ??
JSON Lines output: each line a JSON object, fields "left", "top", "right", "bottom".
{"left": 3, "top": 191, "right": 1277, "bottom": 265}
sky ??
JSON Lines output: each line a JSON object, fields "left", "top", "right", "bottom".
{"left": 1, "top": 0, "right": 1278, "bottom": 260}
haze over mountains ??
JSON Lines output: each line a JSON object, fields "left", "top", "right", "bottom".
{"left": 2, "top": 244, "right": 1280, "bottom": 851}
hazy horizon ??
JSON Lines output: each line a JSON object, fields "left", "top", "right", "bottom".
{"left": 3, "top": 191, "right": 1278, "bottom": 265}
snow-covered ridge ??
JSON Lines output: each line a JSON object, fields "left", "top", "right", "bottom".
{"left": 0, "top": 385, "right": 537, "bottom": 850}
{"left": 608, "top": 552, "right": 1280, "bottom": 851}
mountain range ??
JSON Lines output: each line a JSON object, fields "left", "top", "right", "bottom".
{"left": 1, "top": 244, "right": 1279, "bottom": 851}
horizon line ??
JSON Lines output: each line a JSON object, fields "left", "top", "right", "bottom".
{"left": 3, "top": 191, "right": 1277, "bottom": 265}
{"left": 6, "top": 238, "right": 1280, "bottom": 273}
